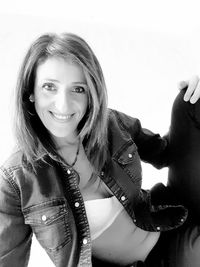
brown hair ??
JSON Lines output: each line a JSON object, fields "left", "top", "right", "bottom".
{"left": 14, "top": 32, "right": 108, "bottom": 171}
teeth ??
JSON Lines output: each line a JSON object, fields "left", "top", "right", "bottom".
{"left": 52, "top": 113, "right": 72, "bottom": 120}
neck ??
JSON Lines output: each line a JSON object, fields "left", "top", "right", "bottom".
{"left": 53, "top": 135, "right": 80, "bottom": 150}
{"left": 56, "top": 137, "right": 81, "bottom": 168}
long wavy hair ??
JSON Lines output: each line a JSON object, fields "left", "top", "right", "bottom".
{"left": 14, "top": 32, "right": 108, "bottom": 172}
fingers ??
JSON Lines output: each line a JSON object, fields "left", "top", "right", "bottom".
{"left": 178, "top": 80, "right": 188, "bottom": 90}
{"left": 189, "top": 82, "right": 200, "bottom": 103}
{"left": 183, "top": 75, "right": 199, "bottom": 102}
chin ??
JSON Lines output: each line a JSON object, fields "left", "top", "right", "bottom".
{"left": 50, "top": 128, "right": 77, "bottom": 140}
{"left": 52, "top": 132, "right": 73, "bottom": 139}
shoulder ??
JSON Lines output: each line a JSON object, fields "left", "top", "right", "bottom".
{"left": 1, "top": 149, "right": 24, "bottom": 171}
{"left": 0, "top": 150, "right": 26, "bottom": 196}
{"left": 108, "top": 108, "right": 141, "bottom": 135}
{"left": 0, "top": 150, "right": 24, "bottom": 200}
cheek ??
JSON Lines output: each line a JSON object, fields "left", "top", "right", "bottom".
{"left": 82, "top": 96, "right": 89, "bottom": 114}
{"left": 34, "top": 94, "right": 51, "bottom": 114}
{"left": 34, "top": 100, "right": 44, "bottom": 116}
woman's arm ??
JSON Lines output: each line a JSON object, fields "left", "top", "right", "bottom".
{"left": 0, "top": 168, "right": 32, "bottom": 267}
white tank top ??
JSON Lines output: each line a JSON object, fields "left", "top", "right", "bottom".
{"left": 84, "top": 196, "right": 123, "bottom": 240}
{"left": 84, "top": 195, "right": 160, "bottom": 264}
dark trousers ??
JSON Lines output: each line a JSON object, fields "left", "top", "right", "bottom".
{"left": 144, "top": 218, "right": 200, "bottom": 267}
{"left": 140, "top": 89, "right": 200, "bottom": 266}
{"left": 168, "top": 89, "right": 200, "bottom": 221}
{"left": 93, "top": 90, "right": 200, "bottom": 267}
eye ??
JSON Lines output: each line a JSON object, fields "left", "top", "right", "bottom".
{"left": 73, "top": 86, "right": 86, "bottom": 93}
{"left": 42, "top": 83, "right": 56, "bottom": 91}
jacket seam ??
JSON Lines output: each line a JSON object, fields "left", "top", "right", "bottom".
{"left": 0, "top": 166, "right": 21, "bottom": 201}
{"left": 112, "top": 110, "right": 140, "bottom": 140}
{"left": 112, "top": 110, "right": 131, "bottom": 133}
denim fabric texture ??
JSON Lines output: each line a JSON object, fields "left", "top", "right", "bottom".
{"left": 0, "top": 109, "right": 188, "bottom": 267}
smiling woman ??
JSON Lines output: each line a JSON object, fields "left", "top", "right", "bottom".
{"left": 14, "top": 33, "right": 108, "bottom": 174}
{"left": 33, "top": 57, "right": 88, "bottom": 144}
{"left": 0, "top": 32, "right": 200, "bottom": 267}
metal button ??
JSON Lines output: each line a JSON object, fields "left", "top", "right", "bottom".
{"left": 181, "top": 218, "right": 184, "bottom": 222}
{"left": 75, "top": 202, "right": 80, "bottom": 208}
{"left": 42, "top": 215, "right": 47, "bottom": 221}
{"left": 157, "top": 226, "right": 160, "bottom": 231}
{"left": 133, "top": 219, "right": 136, "bottom": 223}
{"left": 83, "top": 238, "right": 88, "bottom": 245}
{"left": 128, "top": 153, "right": 133, "bottom": 158}
{"left": 101, "top": 171, "right": 104, "bottom": 176}
{"left": 121, "top": 196, "right": 126, "bottom": 201}
{"left": 67, "top": 169, "right": 71, "bottom": 174}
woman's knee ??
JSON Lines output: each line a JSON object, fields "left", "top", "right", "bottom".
{"left": 171, "top": 88, "right": 200, "bottom": 128}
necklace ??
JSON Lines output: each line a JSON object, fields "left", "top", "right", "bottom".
{"left": 70, "top": 137, "right": 81, "bottom": 167}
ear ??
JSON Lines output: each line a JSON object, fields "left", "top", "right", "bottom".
{"left": 29, "top": 94, "right": 35, "bottom": 103}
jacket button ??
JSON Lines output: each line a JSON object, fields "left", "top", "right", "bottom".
{"left": 121, "top": 196, "right": 126, "bottom": 201}
{"left": 67, "top": 169, "right": 71, "bottom": 174}
{"left": 181, "top": 218, "right": 184, "bottom": 222}
{"left": 75, "top": 202, "right": 80, "bottom": 208}
{"left": 83, "top": 238, "right": 88, "bottom": 245}
{"left": 42, "top": 215, "right": 47, "bottom": 221}
{"left": 133, "top": 219, "right": 136, "bottom": 223}
{"left": 157, "top": 226, "right": 160, "bottom": 231}
{"left": 128, "top": 153, "right": 133, "bottom": 158}
{"left": 101, "top": 171, "right": 104, "bottom": 176}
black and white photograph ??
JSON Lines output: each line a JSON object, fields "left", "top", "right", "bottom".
{"left": 0, "top": 1, "right": 200, "bottom": 266}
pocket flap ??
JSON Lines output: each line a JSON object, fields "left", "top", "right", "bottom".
{"left": 117, "top": 142, "right": 138, "bottom": 165}
{"left": 24, "top": 199, "right": 67, "bottom": 226}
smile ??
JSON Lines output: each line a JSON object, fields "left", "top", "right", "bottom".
{"left": 50, "top": 112, "right": 74, "bottom": 122}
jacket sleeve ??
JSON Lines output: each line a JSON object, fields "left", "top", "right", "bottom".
{"left": 133, "top": 119, "right": 170, "bottom": 169}
{"left": 0, "top": 168, "right": 32, "bottom": 267}
{"left": 113, "top": 110, "right": 170, "bottom": 169}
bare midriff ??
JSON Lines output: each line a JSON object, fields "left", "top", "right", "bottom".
{"left": 92, "top": 208, "right": 160, "bottom": 265}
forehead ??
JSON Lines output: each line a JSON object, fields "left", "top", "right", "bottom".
{"left": 35, "top": 56, "right": 86, "bottom": 83}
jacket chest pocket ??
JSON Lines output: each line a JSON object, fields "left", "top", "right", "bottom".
{"left": 116, "top": 141, "right": 142, "bottom": 183}
{"left": 24, "top": 200, "right": 71, "bottom": 252}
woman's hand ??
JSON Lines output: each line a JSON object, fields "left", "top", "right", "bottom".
{"left": 179, "top": 75, "right": 200, "bottom": 104}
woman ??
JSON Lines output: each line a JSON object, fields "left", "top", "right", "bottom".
{"left": 0, "top": 32, "right": 199, "bottom": 267}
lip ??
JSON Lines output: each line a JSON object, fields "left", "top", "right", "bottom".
{"left": 49, "top": 111, "right": 74, "bottom": 122}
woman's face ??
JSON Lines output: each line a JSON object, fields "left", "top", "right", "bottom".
{"left": 33, "top": 57, "right": 88, "bottom": 145}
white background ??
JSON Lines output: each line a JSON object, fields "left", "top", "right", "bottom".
{"left": 1, "top": 0, "right": 200, "bottom": 266}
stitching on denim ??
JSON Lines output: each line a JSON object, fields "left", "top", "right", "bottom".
{"left": 113, "top": 110, "right": 131, "bottom": 133}
{"left": 45, "top": 236, "right": 72, "bottom": 253}
{"left": 23, "top": 198, "right": 66, "bottom": 213}
{"left": 0, "top": 167, "right": 21, "bottom": 200}
{"left": 60, "top": 164, "right": 92, "bottom": 264}
{"left": 32, "top": 213, "right": 72, "bottom": 253}
{"left": 63, "top": 210, "right": 72, "bottom": 243}
{"left": 113, "top": 140, "right": 135, "bottom": 160}
{"left": 24, "top": 204, "right": 67, "bottom": 224}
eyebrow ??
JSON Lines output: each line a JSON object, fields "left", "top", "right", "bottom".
{"left": 43, "top": 79, "right": 87, "bottom": 85}
{"left": 43, "top": 79, "right": 60, "bottom": 83}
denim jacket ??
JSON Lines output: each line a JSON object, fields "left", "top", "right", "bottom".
{"left": 0, "top": 109, "right": 188, "bottom": 267}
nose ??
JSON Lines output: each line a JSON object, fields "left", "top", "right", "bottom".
{"left": 54, "top": 91, "right": 70, "bottom": 113}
